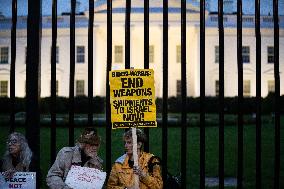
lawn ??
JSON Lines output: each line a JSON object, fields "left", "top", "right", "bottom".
{"left": 0, "top": 115, "right": 283, "bottom": 188}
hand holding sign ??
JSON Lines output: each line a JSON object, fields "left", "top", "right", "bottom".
{"left": 109, "top": 69, "right": 158, "bottom": 189}
{"left": 65, "top": 165, "right": 106, "bottom": 189}
{"left": 2, "top": 169, "right": 16, "bottom": 179}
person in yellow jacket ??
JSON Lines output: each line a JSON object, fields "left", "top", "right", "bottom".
{"left": 107, "top": 128, "right": 163, "bottom": 189}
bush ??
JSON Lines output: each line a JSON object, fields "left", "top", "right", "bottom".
{"left": 0, "top": 95, "right": 283, "bottom": 114}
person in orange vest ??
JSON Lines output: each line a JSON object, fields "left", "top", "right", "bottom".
{"left": 107, "top": 128, "right": 163, "bottom": 189}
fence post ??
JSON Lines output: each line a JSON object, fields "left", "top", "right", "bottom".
{"left": 26, "top": 0, "right": 41, "bottom": 182}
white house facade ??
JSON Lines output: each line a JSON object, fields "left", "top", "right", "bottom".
{"left": 0, "top": 0, "right": 283, "bottom": 98}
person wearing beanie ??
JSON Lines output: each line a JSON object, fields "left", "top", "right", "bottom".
{"left": 107, "top": 128, "right": 163, "bottom": 189}
{"left": 46, "top": 128, "right": 103, "bottom": 189}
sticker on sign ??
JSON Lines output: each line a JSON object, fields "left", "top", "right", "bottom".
{"left": 0, "top": 172, "right": 36, "bottom": 189}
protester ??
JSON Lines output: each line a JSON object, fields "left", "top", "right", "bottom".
{"left": 107, "top": 128, "right": 163, "bottom": 189}
{"left": 46, "top": 127, "right": 103, "bottom": 189}
{"left": 0, "top": 132, "right": 36, "bottom": 174}
{"left": 0, "top": 132, "right": 41, "bottom": 187}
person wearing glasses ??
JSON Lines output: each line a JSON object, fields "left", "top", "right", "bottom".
{"left": 107, "top": 128, "right": 163, "bottom": 189}
{"left": 0, "top": 132, "right": 41, "bottom": 186}
{"left": 0, "top": 132, "right": 37, "bottom": 176}
{"left": 46, "top": 127, "right": 103, "bottom": 189}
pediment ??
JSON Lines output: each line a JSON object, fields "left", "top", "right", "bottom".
{"left": 19, "top": 69, "right": 26, "bottom": 74}
{"left": 243, "top": 68, "right": 255, "bottom": 74}
{"left": 44, "top": 67, "right": 64, "bottom": 75}
{"left": 263, "top": 68, "right": 274, "bottom": 74}
{"left": 208, "top": 67, "right": 228, "bottom": 75}
{"left": 0, "top": 68, "right": 10, "bottom": 74}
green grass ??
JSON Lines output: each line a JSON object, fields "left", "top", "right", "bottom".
{"left": 0, "top": 118, "right": 283, "bottom": 188}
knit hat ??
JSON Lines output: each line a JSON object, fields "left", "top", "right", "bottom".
{"left": 77, "top": 127, "right": 100, "bottom": 145}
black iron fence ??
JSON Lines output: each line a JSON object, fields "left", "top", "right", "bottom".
{"left": 4, "top": 0, "right": 282, "bottom": 188}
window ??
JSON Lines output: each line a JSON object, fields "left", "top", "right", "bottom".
{"left": 176, "top": 45, "right": 181, "bottom": 63}
{"left": 210, "top": 17, "right": 218, "bottom": 22}
{"left": 56, "top": 80, "right": 59, "bottom": 96}
{"left": 215, "top": 46, "right": 219, "bottom": 63}
{"left": 176, "top": 80, "right": 181, "bottom": 96}
{"left": 0, "top": 47, "right": 9, "bottom": 64}
{"left": 215, "top": 80, "right": 219, "bottom": 96}
{"left": 263, "top": 17, "right": 273, "bottom": 22}
{"left": 56, "top": 47, "right": 59, "bottom": 63}
{"left": 267, "top": 46, "right": 274, "bottom": 64}
{"left": 76, "top": 46, "right": 85, "bottom": 63}
{"left": 149, "top": 45, "right": 154, "bottom": 63}
{"left": 242, "top": 46, "right": 250, "bottom": 63}
{"left": 243, "top": 80, "right": 251, "bottom": 97}
{"left": 114, "top": 45, "right": 123, "bottom": 63}
{"left": 267, "top": 80, "right": 275, "bottom": 93}
{"left": 243, "top": 17, "right": 254, "bottom": 22}
{"left": 25, "top": 47, "right": 27, "bottom": 64}
{"left": 76, "top": 80, "right": 85, "bottom": 96}
{"left": 0, "top": 81, "right": 8, "bottom": 97}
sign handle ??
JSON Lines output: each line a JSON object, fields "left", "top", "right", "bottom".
{"left": 130, "top": 67, "right": 139, "bottom": 189}
{"left": 132, "top": 127, "right": 139, "bottom": 189}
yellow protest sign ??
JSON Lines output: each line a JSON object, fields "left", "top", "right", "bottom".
{"left": 109, "top": 69, "right": 157, "bottom": 129}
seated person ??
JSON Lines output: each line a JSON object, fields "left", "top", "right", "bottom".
{"left": 46, "top": 127, "right": 103, "bottom": 189}
{"left": 107, "top": 128, "right": 163, "bottom": 189}
{"left": 0, "top": 132, "right": 41, "bottom": 187}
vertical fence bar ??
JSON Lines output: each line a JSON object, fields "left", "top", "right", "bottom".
{"left": 125, "top": 0, "right": 131, "bottom": 69}
{"left": 50, "top": 0, "right": 57, "bottom": 164}
{"left": 200, "top": 0, "right": 206, "bottom": 188}
{"left": 143, "top": 0, "right": 150, "bottom": 153}
{"left": 162, "top": 0, "right": 169, "bottom": 186}
{"left": 88, "top": 0, "right": 94, "bottom": 127}
{"left": 26, "top": 0, "right": 41, "bottom": 178}
{"left": 255, "top": 0, "right": 261, "bottom": 188}
{"left": 144, "top": 0, "right": 149, "bottom": 70}
{"left": 218, "top": 0, "right": 224, "bottom": 188}
{"left": 69, "top": 0, "right": 76, "bottom": 146}
{"left": 273, "top": 0, "right": 280, "bottom": 188}
{"left": 106, "top": 0, "right": 112, "bottom": 175}
{"left": 181, "top": 0, "right": 187, "bottom": 188}
{"left": 237, "top": 0, "right": 244, "bottom": 188}
{"left": 9, "top": 0, "right": 17, "bottom": 133}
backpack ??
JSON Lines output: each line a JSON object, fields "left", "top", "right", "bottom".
{"left": 148, "top": 156, "right": 181, "bottom": 189}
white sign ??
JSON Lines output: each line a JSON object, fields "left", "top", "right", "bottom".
{"left": 65, "top": 165, "right": 106, "bottom": 189}
{"left": 0, "top": 172, "right": 36, "bottom": 189}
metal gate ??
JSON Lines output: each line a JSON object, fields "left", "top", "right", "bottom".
{"left": 2, "top": 0, "right": 282, "bottom": 188}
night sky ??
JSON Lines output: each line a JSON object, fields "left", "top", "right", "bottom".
{"left": 0, "top": 0, "right": 283, "bottom": 17}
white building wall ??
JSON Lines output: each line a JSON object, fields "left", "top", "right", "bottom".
{"left": 204, "top": 28, "right": 284, "bottom": 97}
{"left": 94, "top": 26, "right": 107, "bottom": 96}
{"left": 1, "top": 9, "right": 284, "bottom": 98}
